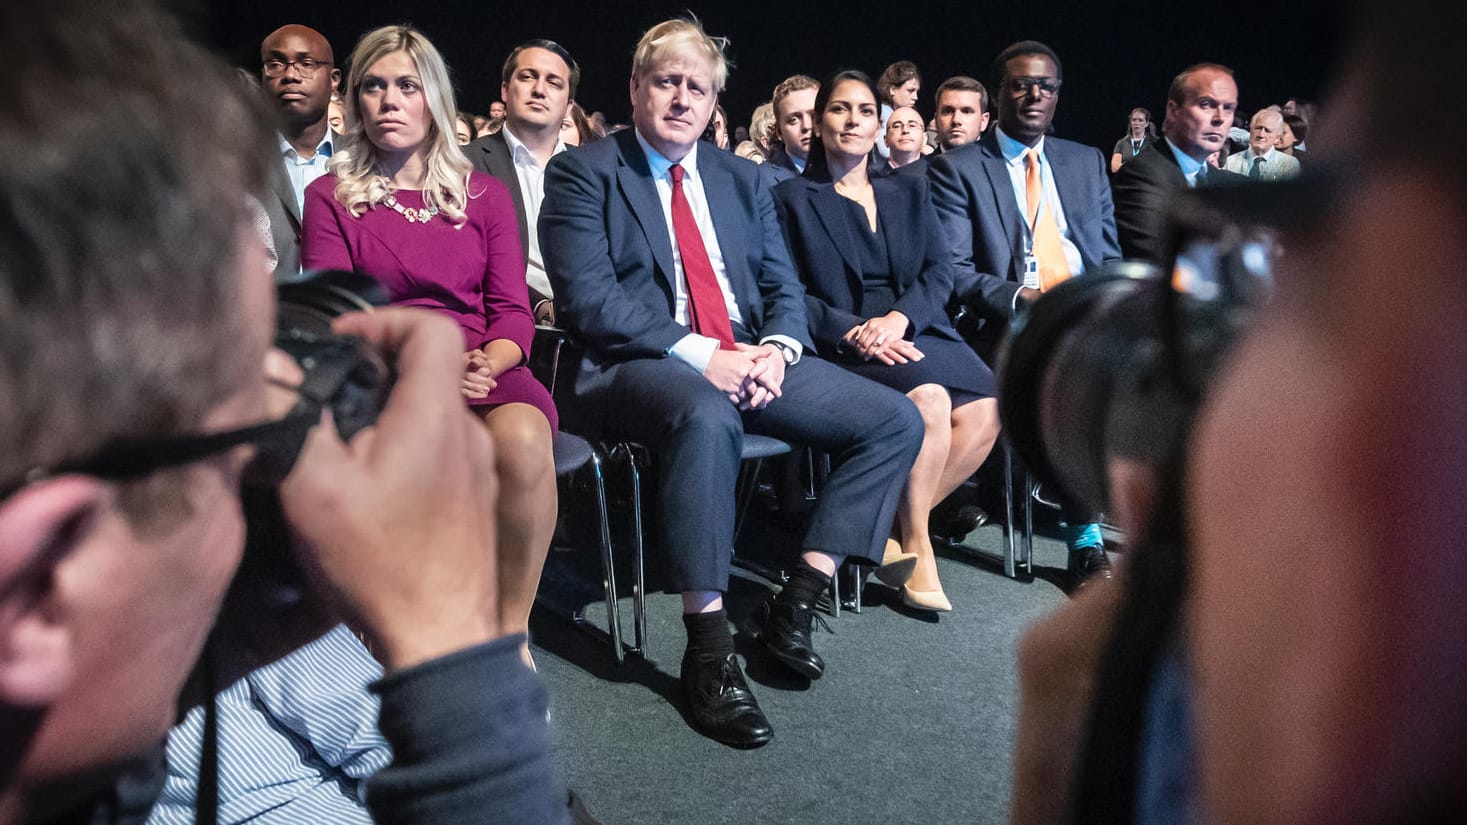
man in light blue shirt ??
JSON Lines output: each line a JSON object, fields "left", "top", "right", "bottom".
{"left": 259, "top": 24, "right": 340, "bottom": 280}
{"left": 928, "top": 40, "right": 1121, "bottom": 586}
{"left": 1112, "top": 63, "right": 1242, "bottom": 264}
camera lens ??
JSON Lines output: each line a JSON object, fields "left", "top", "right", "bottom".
{"left": 998, "top": 264, "right": 1166, "bottom": 515}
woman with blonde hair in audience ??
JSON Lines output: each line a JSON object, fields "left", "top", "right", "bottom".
{"left": 774, "top": 70, "right": 1000, "bottom": 612}
{"left": 301, "top": 24, "right": 557, "bottom": 661}
{"left": 736, "top": 101, "right": 776, "bottom": 163}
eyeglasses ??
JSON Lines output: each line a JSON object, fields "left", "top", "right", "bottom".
{"left": 263, "top": 58, "right": 329, "bottom": 79}
{"left": 0, "top": 379, "right": 320, "bottom": 502}
{"left": 1005, "top": 77, "right": 1062, "bottom": 97}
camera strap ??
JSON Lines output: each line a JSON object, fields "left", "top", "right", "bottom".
{"left": 196, "top": 643, "right": 220, "bottom": 825}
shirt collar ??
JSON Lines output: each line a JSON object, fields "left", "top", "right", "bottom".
{"left": 277, "top": 130, "right": 334, "bottom": 159}
{"left": 1164, "top": 137, "right": 1205, "bottom": 179}
{"left": 996, "top": 127, "right": 1045, "bottom": 166}
{"left": 501, "top": 124, "right": 566, "bottom": 167}
{"left": 1250, "top": 146, "right": 1278, "bottom": 163}
{"left": 635, "top": 129, "right": 700, "bottom": 182}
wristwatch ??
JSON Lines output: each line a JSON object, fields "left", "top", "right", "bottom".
{"left": 766, "top": 340, "right": 798, "bottom": 364}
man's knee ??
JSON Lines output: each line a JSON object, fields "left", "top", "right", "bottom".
{"left": 882, "top": 392, "right": 926, "bottom": 452}
{"left": 665, "top": 388, "right": 742, "bottom": 441}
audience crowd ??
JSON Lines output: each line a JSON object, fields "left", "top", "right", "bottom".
{"left": 4, "top": 2, "right": 1458, "bottom": 825}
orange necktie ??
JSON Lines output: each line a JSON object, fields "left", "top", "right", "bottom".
{"left": 1025, "top": 149, "right": 1071, "bottom": 291}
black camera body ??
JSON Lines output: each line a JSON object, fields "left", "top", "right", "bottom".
{"left": 996, "top": 200, "right": 1271, "bottom": 519}
{"left": 237, "top": 270, "right": 394, "bottom": 603}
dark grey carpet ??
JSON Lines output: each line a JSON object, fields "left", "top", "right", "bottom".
{"left": 529, "top": 485, "right": 1084, "bottom": 825}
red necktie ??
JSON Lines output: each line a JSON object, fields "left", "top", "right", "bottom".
{"left": 669, "top": 164, "right": 735, "bottom": 349}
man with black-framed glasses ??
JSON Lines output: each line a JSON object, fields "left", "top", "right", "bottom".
{"left": 260, "top": 24, "right": 341, "bottom": 280}
{"left": 928, "top": 40, "right": 1121, "bottom": 585}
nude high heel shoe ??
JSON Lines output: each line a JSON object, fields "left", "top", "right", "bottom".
{"left": 875, "top": 538, "right": 919, "bottom": 588}
{"left": 901, "top": 584, "right": 953, "bottom": 612}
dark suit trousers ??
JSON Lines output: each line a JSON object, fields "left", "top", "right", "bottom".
{"left": 599, "top": 355, "right": 923, "bottom": 593}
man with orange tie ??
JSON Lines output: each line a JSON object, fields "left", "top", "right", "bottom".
{"left": 928, "top": 40, "right": 1120, "bottom": 584}
{"left": 540, "top": 18, "right": 923, "bottom": 749}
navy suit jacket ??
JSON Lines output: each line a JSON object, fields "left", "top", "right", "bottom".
{"left": 928, "top": 131, "right": 1121, "bottom": 323}
{"left": 772, "top": 174, "right": 961, "bottom": 357}
{"left": 540, "top": 128, "right": 813, "bottom": 428}
{"left": 763, "top": 146, "right": 800, "bottom": 182}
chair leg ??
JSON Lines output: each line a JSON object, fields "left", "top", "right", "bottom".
{"left": 626, "top": 449, "right": 647, "bottom": 658}
{"left": 828, "top": 568, "right": 841, "bottom": 618}
{"left": 588, "top": 451, "right": 625, "bottom": 663}
{"left": 608, "top": 442, "right": 648, "bottom": 659}
{"left": 1021, "top": 471, "right": 1035, "bottom": 576}
{"left": 734, "top": 457, "right": 764, "bottom": 542}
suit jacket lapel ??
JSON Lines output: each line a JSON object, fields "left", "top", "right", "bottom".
{"left": 613, "top": 133, "right": 677, "bottom": 286}
{"left": 1155, "top": 139, "right": 1189, "bottom": 188}
{"left": 979, "top": 136, "right": 1026, "bottom": 262}
{"left": 699, "top": 156, "right": 759, "bottom": 313}
{"left": 810, "top": 183, "right": 862, "bottom": 283}
{"left": 481, "top": 132, "right": 530, "bottom": 256}
{"left": 267, "top": 154, "right": 301, "bottom": 229}
{"left": 871, "top": 179, "right": 914, "bottom": 291}
{"left": 1047, "top": 143, "right": 1088, "bottom": 258}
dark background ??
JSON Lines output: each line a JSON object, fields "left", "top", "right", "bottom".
{"left": 190, "top": 0, "right": 1344, "bottom": 153}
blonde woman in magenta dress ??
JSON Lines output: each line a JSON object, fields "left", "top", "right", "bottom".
{"left": 302, "top": 26, "right": 556, "bottom": 661}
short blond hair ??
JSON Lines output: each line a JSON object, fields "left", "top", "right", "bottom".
{"left": 631, "top": 18, "right": 730, "bottom": 93}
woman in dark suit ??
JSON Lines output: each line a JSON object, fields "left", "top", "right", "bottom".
{"left": 774, "top": 70, "right": 999, "bottom": 612}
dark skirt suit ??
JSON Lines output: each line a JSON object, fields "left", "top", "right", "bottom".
{"left": 772, "top": 173, "right": 995, "bottom": 405}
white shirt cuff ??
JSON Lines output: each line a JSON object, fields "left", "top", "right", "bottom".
{"left": 759, "top": 335, "right": 803, "bottom": 364}
{"left": 668, "top": 333, "right": 721, "bottom": 375}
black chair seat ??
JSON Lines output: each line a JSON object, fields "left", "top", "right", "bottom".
{"left": 741, "top": 434, "right": 792, "bottom": 461}
{"left": 553, "top": 431, "right": 596, "bottom": 476}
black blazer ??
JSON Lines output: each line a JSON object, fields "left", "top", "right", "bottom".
{"left": 772, "top": 173, "right": 961, "bottom": 357}
{"left": 464, "top": 130, "right": 551, "bottom": 309}
{"left": 1111, "top": 138, "right": 1244, "bottom": 265}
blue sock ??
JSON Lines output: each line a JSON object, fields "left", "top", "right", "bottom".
{"left": 1063, "top": 522, "right": 1103, "bottom": 552}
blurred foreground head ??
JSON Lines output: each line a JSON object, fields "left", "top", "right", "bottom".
{"left": 0, "top": 0, "right": 274, "bottom": 821}
{"left": 1188, "top": 0, "right": 1467, "bottom": 823}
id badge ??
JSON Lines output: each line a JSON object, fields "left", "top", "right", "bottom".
{"left": 1022, "top": 253, "right": 1041, "bottom": 289}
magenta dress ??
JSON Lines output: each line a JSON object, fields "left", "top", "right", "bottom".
{"left": 301, "top": 171, "right": 556, "bottom": 431}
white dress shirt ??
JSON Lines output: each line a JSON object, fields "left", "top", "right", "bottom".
{"left": 500, "top": 125, "right": 566, "bottom": 301}
{"left": 994, "top": 128, "right": 1084, "bottom": 278}
{"left": 278, "top": 131, "right": 334, "bottom": 216}
{"left": 634, "top": 131, "right": 801, "bottom": 373}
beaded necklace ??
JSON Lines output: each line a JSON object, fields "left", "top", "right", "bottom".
{"left": 382, "top": 193, "right": 439, "bottom": 223}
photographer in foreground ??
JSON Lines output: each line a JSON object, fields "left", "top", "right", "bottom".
{"left": 0, "top": 3, "right": 566, "bottom": 824}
